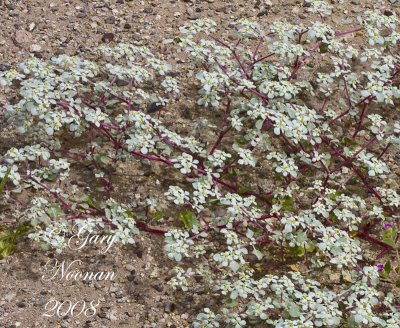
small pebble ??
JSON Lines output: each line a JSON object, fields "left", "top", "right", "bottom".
{"left": 29, "top": 44, "right": 42, "bottom": 53}
{"left": 101, "top": 32, "right": 114, "bottom": 43}
{"left": 76, "top": 11, "right": 87, "bottom": 18}
{"left": 163, "top": 302, "right": 175, "bottom": 313}
{"left": 105, "top": 16, "right": 116, "bottom": 24}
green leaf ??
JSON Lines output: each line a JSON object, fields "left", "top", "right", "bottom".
{"left": 0, "top": 167, "right": 11, "bottom": 194}
{"left": 106, "top": 99, "right": 120, "bottom": 106}
{"left": 347, "top": 316, "right": 360, "bottom": 328}
{"left": 319, "top": 42, "right": 329, "bottom": 54}
{"left": 329, "top": 192, "right": 341, "bottom": 201}
{"left": 0, "top": 236, "right": 14, "bottom": 258}
{"left": 382, "top": 226, "right": 397, "bottom": 248}
{"left": 15, "top": 225, "right": 31, "bottom": 236}
{"left": 0, "top": 224, "right": 31, "bottom": 259}
{"left": 384, "top": 260, "right": 392, "bottom": 275}
{"left": 234, "top": 136, "right": 247, "bottom": 145}
{"left": 96, "top": 154, "right": 111, "bottom": 165}
{"left": 152, "top": 210, "right": 164, "bottom": 221}
{"left": 44, "top": 173, "right": 58, "bottom": 182}
{"left": 81, "top": 195, "right": 99, "bottom": 209}
{"left": 46, "top": 205, "right": 64, "bottom": 218}
{"left": 125, "top": 210, "right": 134, "bottom": 218}
{"left": 178, "top": 210, "right": 200, "bottom": 230}
{"left": 281, "top": 196, "right": 293, "bottom": 211}
{"left": 229, "top": 260, "right": 241, "bottom": 272}
{"left": 225, "top": 298, "right": 238, "bottom": 308}
{"left": 252, "top": 247, "right": 263, "bottom": 260}
{"left": 290, "top": 245, "right": 305, "bottom": 257}
{"left": 237, "top": 186, "right": 253, "bottom": 194}
{"left": 341, "top": 137, "right": 358, "bottom": 147}
{"left": 287, "top": 302, "right": 301, "bottom": 318}
{"left": 255, "top": 119, "right": 264, "bottom": 131}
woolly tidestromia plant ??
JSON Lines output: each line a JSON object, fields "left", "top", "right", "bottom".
{"left": 1, "top": 1, "right": 400, "bottom": 326}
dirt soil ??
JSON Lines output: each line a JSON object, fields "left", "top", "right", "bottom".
{"left": 0, "top": 0, "right": 399, "bottom": 327}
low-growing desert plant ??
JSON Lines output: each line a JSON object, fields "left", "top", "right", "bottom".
{"left": 1, "top": 1, "right": 399, "bottom": 326}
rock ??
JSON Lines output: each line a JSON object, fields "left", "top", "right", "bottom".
{"left": 133, "top": 247, "right": 143, "bottom": 258}
{"left": 216, "top": 6, "right": 229, "bottom": 14}
{"left": 109, "top": 311, "right": 118, "bottom": 321}
{"left": 351, "top": 0, "right": 360, "bottom": 4}
{"left": 28, "top": 22, "right": 36, "bottom": 32}
{"left": 257, "top": 9, "right": 269, "bottom": 17}
{"left": 97, "top": 307, "right": 109, "bottom": 319}
{"left": 147, "top": 102, "right": 163, "bottom": 113}
{"left": 49, "top": 3, "right": 58, "bottom": 11}
{"left": 9, "top": 11, "right": 19, "bottom": 17}
{"left": 163, "top": 302, "right": 175, "bottom": 313}
{"left": 193, "top": 274, "right": 203, "bottom": 283}
{"left": 33, "top": 52, "right": 43, "bottom": 59}
{"left": 116, "top": 79, "right": 129, "bottom": 86}
{"left": 93, "top": 2, "right": 107, "bottom": 8}
{"left": 29, "top": 44, "right": 42, "bottom": 53}
{"left": 388, "top": 0, "right": 397, "bottom": 4}
{"left": 351, "top": 7, "right": 363, "bottom": 13}
{"left": 6, "top": 2, "right": 16, "bottom": 10}
{"left": 125, "top": 264, "right": 135, "bottom": 272}
{"left": 101, "top": 33, "right": 114, "bottom": 43}
{"left": 0, "top": 63, "right": 11, "bottom": 71}
{"left": 150, "top": 268, "right": 159, "bottom": 278}
{"left": 127, "top": 274, "right": 136, "bottom": 282}
{"left": 384, "top": 10, "right": 394, "bottom": 16}
{"left": 152, "top": 283, "right": 163, "bottom": 292}
{"left": 109, "top": 284, "right": 119, "bottom": 293}
{"left": 105, "top": 16, "right": 116, "bottom": 24}
{"left": 4, "top": 292, "right": 17, "bottom": 302}
{"left": 76, "top": 11, "right": 87, "bottom": 18}
{"left": 60, "top": 321, "right": 69, "bottom": 328}
{"left": 34, "top": 300, "right": 46, "bottom": 307}
{"left": 16, "top": 302, "right": 26, "bottom": 308}
{"left": 186, "top": 7, "right": 200, "bottom": 19}
{"left": 143, "top": 7, "right": 153, "bottom": 14}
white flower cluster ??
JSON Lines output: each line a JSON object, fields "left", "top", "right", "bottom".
{"left": 0, "top": 165, "right": 21, "bottom": 186}
{"left": 270, "top": 102, "right": 324, "bottom": 145}
{"left": 165, "top": 186, "right": 190, "bottom": 205}
{"left": 2, "top": 6, "right": 400, "bottom": 327}
{"left": 5, "top": 145, "right": 50, "bottom": 163}
{"left": 28, "top": 220, "right": 70, "bottom": 252}
{"left": 213, "top": 230, "right": 249, "bottom": 272}
{"left": 27, "top": 199, "right": 139, "bottom": 251}
{"left": 305, "top": 0, "right": 332, "bottom": 17}
{"left": 194, "top": 308, "right": 221, "bottom": 328}
{"left": 267, "top": 152, "right": 298, "bottom": 178}
{"left": 317, "top": 227, "right": 362, "bottom": 268}
{"left": 172, "top": 153, "right": 199, "bottom": 174}
{"left": 358, "top": 151, "right": 390, "bottom": 177}
{"left": 103, "top": 199, "right": 139, "bottom": 245}
{"left": 164, "top": 229, "right": 194, "bottom": 261}
{"left": 168, "top": 266, "right": 192, "bottom": 291}
{"left": 196, "top": 71, "right": 230, "bottom": 107}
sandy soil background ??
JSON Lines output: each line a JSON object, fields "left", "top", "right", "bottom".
{"left": 0, "top": 0, "right": 399, "bottom": 327}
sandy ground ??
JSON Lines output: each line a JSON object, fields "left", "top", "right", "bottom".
{"left": 0, "top": 0, "right": 399, "bottom": 327}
